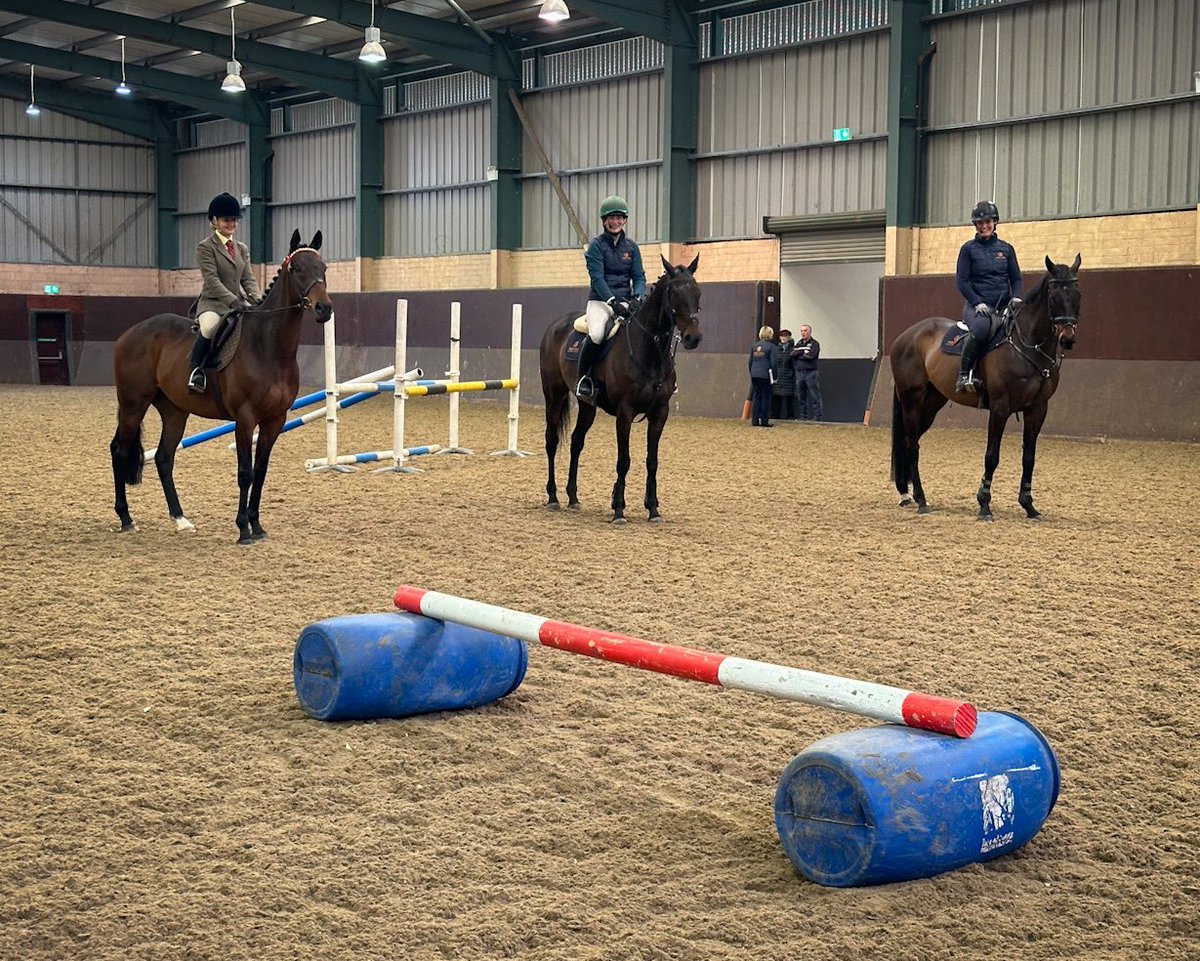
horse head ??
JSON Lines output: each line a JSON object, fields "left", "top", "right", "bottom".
{"left": 659, "top": 254, "right": 702, "bottom": 350}
{"left": 1043, "top": 253, "right": 1081, "bottom": 351}
{"left": 283, "top": 229, "right": 334, "bottom": 324}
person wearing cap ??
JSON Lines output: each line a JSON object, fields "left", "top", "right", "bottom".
{"left": 772, "top": 328, "right": 798, "bottom": 420}
{"left": 187, "top": 192, "right": 263, "bottom": 392}
{"left": 955, "top": 200, "right": 1023, "bottom": 394}
{"left": 578, "top": 195, "right": 646, "bottom": 403}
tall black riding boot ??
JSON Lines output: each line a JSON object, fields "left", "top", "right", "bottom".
{"left": 187, "top": 334, "right": 212, "bottom": 393}
{"left": 955, "top": 335, "right": 981, "bottom": 393}
{"left": 575, "top": 337, "right": 597, "bottom": 403}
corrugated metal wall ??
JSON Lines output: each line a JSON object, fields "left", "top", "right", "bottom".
{"left": 382, "top": 101, "right": 491, "bottom": 256}
{"left": 176, "top": 141, "right": 246, "bottom": 266}
{"left": 519, "top": 73, "right": 663, "bottom": 248}
{"left": 0, "top": 103, "right": 154, "bottom": 266}
{"left": 270, "top": 112, "right": 357, "bottom": 263}
{"left": 696, "top": 31, "right": 889, "bottom": 238}
{"left": 924, "top": 0, "right": 1200, "bottom": 223}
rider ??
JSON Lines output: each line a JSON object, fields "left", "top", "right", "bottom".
{"left": 187, "top": 192, "right": 262, "bottom": 392}
{"left": 955, "top": 200, "right": 1023, "bottom": 393}
{"left": 578, "top": 195, "right": 646, "bottom": 402}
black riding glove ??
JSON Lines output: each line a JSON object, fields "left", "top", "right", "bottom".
{"left": 607, "top": 297, "right": 630, "bottom": 319}
{"left": 627, "top": 295, "right": 643, "bottom": 316}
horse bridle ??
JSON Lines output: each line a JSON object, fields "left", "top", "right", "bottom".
{"left": 1007, "top": 276, "right": 1079, "bottom": 377}
{"left": 283, "top": 247, "right": 328, "bottom": 309}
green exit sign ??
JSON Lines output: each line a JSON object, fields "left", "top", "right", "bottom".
{"left": 832, "top": 128, "right": 852, "bottom": 142}
{"left": 43, "top": 284, "right": 60, "bottom": 295}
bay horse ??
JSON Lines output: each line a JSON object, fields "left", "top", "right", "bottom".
{"left": 539, "top": 255, "right": 701, "bottom": 523}
{"left": 110, "top": 229, "right": 333, "bottom": 544}
{"left": 890, "top": 254, "right": 1081, "bottom": 520}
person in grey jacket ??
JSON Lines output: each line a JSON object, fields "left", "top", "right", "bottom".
{"left": 187, "top": 192, "right": 263, "bottom": 392}
{"left": 748, "top": 325, "right": 779, "bottom": 428}
{"left": 772, "top": 329, "right": 798, "bottom": 420}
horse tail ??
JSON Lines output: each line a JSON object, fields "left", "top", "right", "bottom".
{"left": 891, "top": 391, "right": 910, "bottom": 490}
{"left": 554, "top": 392, "right": 571, "bottom": 442}
{"left": 112, "top": 423, "right": 145, "bottom": 486}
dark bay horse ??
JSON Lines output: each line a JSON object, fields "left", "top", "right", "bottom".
{"left": 539, "top": 255, "right": 702, "bottom": 523}
{"left": 890, "top": 254, "right": 1081, "bottom": 520}
{"left": 110, "top": 229, "right": 333, "bottom": 544}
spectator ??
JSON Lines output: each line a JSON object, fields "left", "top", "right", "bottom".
{"left": 772, "top": 329, "right": 798, "bottom": 420}
{"left": 748, "top": 325, "right": 779, "bottom": 428}
{"left": 793, "top": 324, "right": 822, "bottom": 421}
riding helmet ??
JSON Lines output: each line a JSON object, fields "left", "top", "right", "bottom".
{"left": 970, "top": 200, "right": 1000, "bottom": 224}
{"left": 599, "top": 195, "right": 629, "bottom": 219}
{"left": 208, "top": 192, "right": 243, "bottom": 220}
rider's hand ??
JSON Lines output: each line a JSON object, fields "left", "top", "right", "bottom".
{"left": 1008, "top": 297, "right": 1023, "bottom": 310}
{"left": 974, "top": 302, "right": 992, "bottom": 316}
{"left": 232, "top": 298, "right": 246, "bottom": 310}
{"left": 627, "top": 295, "right": 643, "bottom": 316}
{"left": 608, "top": 297, "right": 630, "bottom": 319}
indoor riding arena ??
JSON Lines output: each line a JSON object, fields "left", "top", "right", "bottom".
{"left": 2, "top": 1, "right": 1198, "bottom": 959}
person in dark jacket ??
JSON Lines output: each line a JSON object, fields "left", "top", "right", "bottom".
{"left": 772, "top": 329, "right": 798, "bottom": 420}
{"left": 187, "top": 192, "right": 262, "bottom": 392}
{"left": 955, "top": 200, "right": 1023, "bottom": 393}
{"left": 793, "top": 324, "right": 822, "bottom": 421}
{"left": 578, "top": 195, "right": 646, "bottom": 403}
{"left": 748, "top": 325, "right": 779, "bottom": 427}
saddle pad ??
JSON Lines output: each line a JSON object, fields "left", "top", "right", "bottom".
{"left": 939, "top": 320, "right": 1007, "bottom": 357}
{"left": 563, "top": 329, "right": 616, "bottom": 367}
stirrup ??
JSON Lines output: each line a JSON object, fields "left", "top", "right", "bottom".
{"left": 955, "top": 373, "right": 976, "bottom": 393}
{"left": 188, "top": 368, "right": 207, "bottom": 392}
{"left": 576, "top": 375, "right": 594, "bottom": 398}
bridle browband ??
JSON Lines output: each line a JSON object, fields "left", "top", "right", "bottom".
{"left": 244, "top": 247, "right": 327, "bottom": 316}
{"left": 624, "top": 272, "right": 698, "bottom": 375}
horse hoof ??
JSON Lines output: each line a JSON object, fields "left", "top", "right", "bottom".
{"left": 898, "top": 497, "right": 915, "bottom": 508}
{"left": 173, "top": 516, "right": 195, "bottom": 533}
{"left": 611, "top": 516, "right": 627, "bottom": 525}
{"left": 648, "top": 515, "right": 664, "bottom": 524}
{"left": 252, "top": 530, "right": 268, "bottom": 540}
{"left": 916, "top": 504, "right": 932, "bottom": 515}
{"left": 546, "top": 501, "right": 561, "bottom": 512}
{"left": 977, "top": 514, "right": 994, "bottom": 523}
{"left": 237, "top": 536, "right": 256, "bottom": 546}
{"left": 567, "top": 503, "right": 581, "bottom": 512}
{"left": 1026, "top": 513, "right": 1043, "bottom": 522}
{"left": 116, "top": 521, "right": 139, "bottom": 533}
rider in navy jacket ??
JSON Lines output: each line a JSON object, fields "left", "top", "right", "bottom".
{"left": 955, "top": 200, "right": 1022, "bottom": 393}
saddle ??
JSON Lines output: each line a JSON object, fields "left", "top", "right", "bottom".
{"left": 572, "top": 314, "right": 623, "bottom": 341}
{"left": 939, "top": 310, "right": 1010, "bottom": 357}
{"left": 191, "top": 312, "right": 244, "bottom": 373}
{"left": 563, "top": 328, "right": 617, "bottom": 368}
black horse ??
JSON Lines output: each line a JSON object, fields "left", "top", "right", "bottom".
{"left": 890, "top": 254, "right": 1081, "bottom": 520}
{"left": 539, "top": 255, "right": 702, "bottom": 523}
{"left": 110, "top": 230, "right": 334, "bottom": 544}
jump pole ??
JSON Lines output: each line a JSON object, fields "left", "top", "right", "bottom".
{"left": 393, "top": 586, "right": 978, "bottom": 738}
{"left": 437, "top": 302, "right": 471, "bottom": 456}
{"left": 491, "top": 304, "right": 531, "bottom": 458}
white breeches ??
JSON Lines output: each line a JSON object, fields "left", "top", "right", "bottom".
{"left": 196, "top": 310, "right": 222, "bottom": 338}
{"left": 585, "top": 300, "right": 614, "bottom": 343}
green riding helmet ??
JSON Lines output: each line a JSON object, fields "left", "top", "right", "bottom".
{"left": 599, "top": 195, "right": 629, "bottom": 219}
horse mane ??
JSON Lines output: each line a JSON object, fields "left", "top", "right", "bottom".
{"left": 257, "top": 261, "right": 288, "bottom": 303}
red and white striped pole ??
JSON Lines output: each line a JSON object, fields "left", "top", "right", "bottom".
{"left": 393, "top": 586, "right": 977, "bottom": 738}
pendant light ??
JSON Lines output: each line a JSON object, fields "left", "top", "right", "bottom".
{"left": 26, "top": 64, "right": 39, "bottom": 117}
{"left": 359, "top": 0, "right": 386, "bottom": 63}
{"left": 539, "top": 0, "right": 570, "bottom": 22}
{"left": 221, "top": 7, "right": 246, "bottom": 93}
{"left": 115, "top": 37, "right": 132, "bottom": 95}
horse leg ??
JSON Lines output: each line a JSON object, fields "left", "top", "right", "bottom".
{"left": 611, "top": 409, "right": 634, "bottom": 524}
{"left": 899, "top": 389, "right": 944, "bottom": 514}
{"left": 151, "top": 400, "right": 194, "bottom": 531}
{"left": 232, "top": 420, "right": 258, "bottom": 545}
{"left": 544, "top": 387, "right": 566, "bottom": 509}
{"left": 1017, "top": 403, "right": 1049, "bottom": 520}
{"left": 976, "top": 408, "right": 1009, "bottom": 521}
{"left": 643, "top": 404, "right": 668, "bottom": 522}
{"left": 110, "top": 404, "right": 148, "bottom": 532}
{"left": 565, "top": 403, "right": 597, "bottom": 511}
{"left": 245, "top": 415, "right": 285, "bottom": 540}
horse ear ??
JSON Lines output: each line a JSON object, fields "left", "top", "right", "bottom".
{"left": 660, "top": 254, "right": 674, "bottom": 275}
{"left": 1044, "top": 255, "right": 1055, "bottom": 273}
{"left": 1070, "top": 252, "right": 1081, "bottom": 274}
{"left": 311, "top": 230, "right": 323, "bottom": 252}
{"left": 687, "top": 254, "right": 699, "bottom": 275}
{"left": 289, "top": 229, "right": 301, "bottom": 253}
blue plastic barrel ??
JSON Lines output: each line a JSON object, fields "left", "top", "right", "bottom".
{"left": 293, "top": 612, "right": 527, "bottom": 721}
{"left": 773, "top": 711, "right": 1059, "bottom": 887}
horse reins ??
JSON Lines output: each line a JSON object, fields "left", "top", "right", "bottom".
{"left": 624, "top": 278, "right": 696, "bottom": 377}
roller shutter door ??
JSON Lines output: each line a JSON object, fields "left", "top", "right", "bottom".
{"left": 765, "top": 212, "right": 886, "bottom": 266}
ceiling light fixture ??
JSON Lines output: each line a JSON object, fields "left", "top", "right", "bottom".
{"left": 221, "top": 8, "right": 247, "bottom": 92}
{"left": 115, "top": 37, "right": 132, "bottom": 95}
{"left": 359, "top": 0, "right": 386, "bottom": 63}
{"left": 539, "top": 0, "right": 570, "bottom": 23}
{"left": 26, "top": 63, "right": 39, "bottom": 117}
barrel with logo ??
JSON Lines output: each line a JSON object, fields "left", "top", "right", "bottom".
{"left": 773, "top": 711, "right": 1059, "bottom": 886}
{"left": 293, "top": 612, "right": 527, "bottom": 721}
